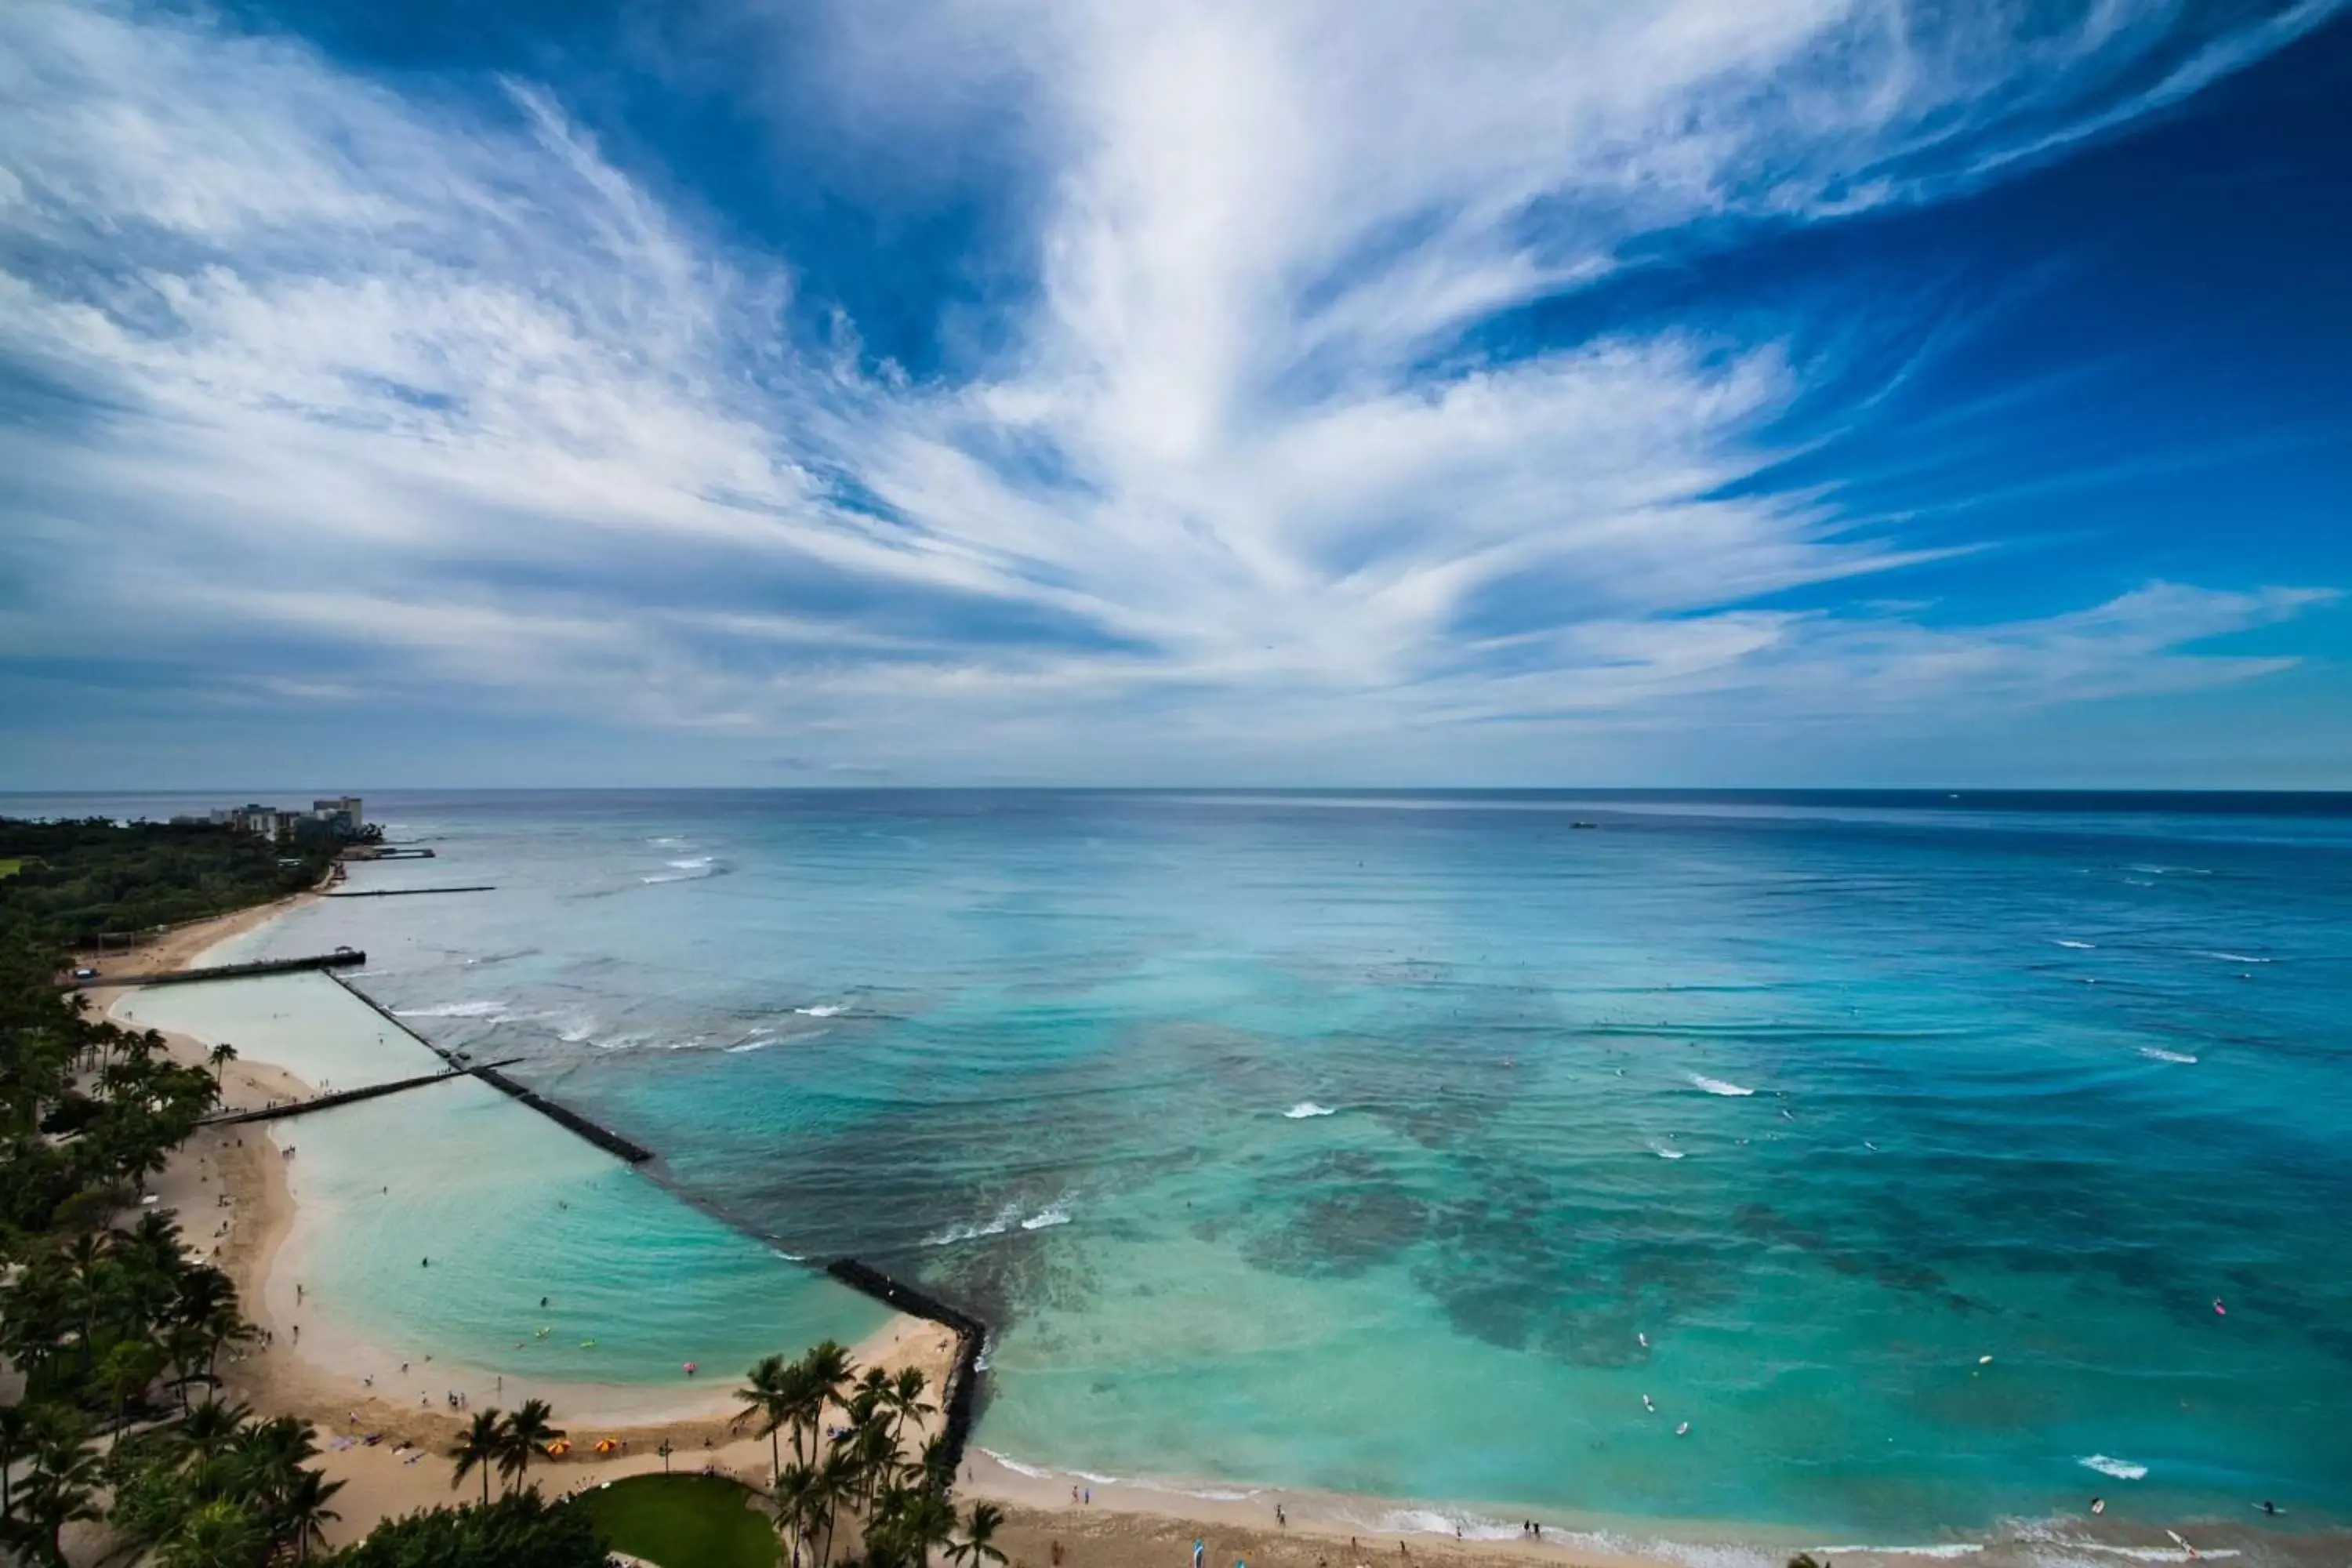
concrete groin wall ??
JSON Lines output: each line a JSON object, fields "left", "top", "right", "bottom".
{"left": 68, "top": 950, "right": 365, "bottom": 989}
{"left": 325, "top": 972, "right": 654, "bottom": 1164}
{"left": 325, "top": 885, "right": 495, "bottom": 898}
{"left": 468, "top": 1065, "right": 655, "bottom": 1164}
{"left": 201, "top": 1061, "right": 521, "bottom": 1126}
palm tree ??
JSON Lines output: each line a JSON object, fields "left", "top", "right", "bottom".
{"left": 804, "top": 1338, "right": 854, "bottom": 1394}
{"left": 162, "top": 1323, "right": 213, "bottom": 1412}
{"left": 196, "top": 1305, "right": 254, "bottom": 1385}
{"left": 912, "top": 1433, "right": 955, "bottom": 1495}
{"left": 0, "top": 1402, "right": 33, "bottom": 1523}
{"left": 735, "top": 1353, "right": 794, "bottom": 1490}
{"left": 61, "top": 1231, "right": 113, "bottom": 1377}
{"left": 811, "top": 1451, "right": 859, "bottom": 1568}
{"left": 176, "top": 1398, "right": 252, "bottom": 1467}
{"left": 279, "top": 1465, "right": 345, "bottom": 1562}
{"left": 118, "top": 1212, "right": 189, "bottom": 1317}
{"left": 800, "top": 1338, "right": 853, "bottom": 1457}
{"left": 499, "top": 1399, "right": 563, "bottom": 1491}
{"left": 448, "top": 1408, "right": 506, "bottom": 1506}
{"left": 883, "top": 1366, "right": 935, "bottom": 1448}
{"left": 205, "top": 1043, "right": 237, "bottom": 1087}
{"left": 848, "top": 1365, "right": 891, "bottom": 1427}
{"left": 775, "top": 1460, "right": 821, "bottom": 1568}
{"left": 19, "top": 1413, "right": 102, "bottom": 1568}
{"left": 948, "top": 1501, "right": 1009, "bottom": 1567}
{"left": 96, "top": 1338, "right": 165, "bottom": 1446}
{"left": 170, "top": 1265, "right": 236, "bottom": 1333}
{"left": 842, "top": 1413, "right": 906, "bottom": 1524}
{"left": 232, "top": 1411, "right": 320, "bottom": 1495}
{"left": 159, "top": 1498, "right": 266, "bottom": 1568}
{"left": 871, "top": 1485, "right": 958, "bottom": 1568}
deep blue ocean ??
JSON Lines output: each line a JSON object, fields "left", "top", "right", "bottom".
{"left": 22, "top": 789, "right": 2352, "bottom": 1541}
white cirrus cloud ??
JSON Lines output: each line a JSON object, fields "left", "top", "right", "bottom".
{"left": 0, "top": 0, "right": 2338, "bottom": 777}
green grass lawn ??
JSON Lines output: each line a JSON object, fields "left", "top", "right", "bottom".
{"left": 575, "top": 1473, "right": 779, "bottom": 1568}
{"left": 0, "top": 858, "right": 22, "bottom": 880}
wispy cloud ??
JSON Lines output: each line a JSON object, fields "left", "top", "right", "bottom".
{"left": 0, "top": 0, "right": 2338, "bottom": 780}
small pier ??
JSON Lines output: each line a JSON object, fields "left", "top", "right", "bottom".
{"left": 201, "top": 1058, "right": 524, "bottom": 1126}
{"left": 67, "top": 950, "right": 365, "bottom": 989}
{"left": 326, "top": 886, "right": 495, "bottom": 898}
{"left": 325, "top": 974, "right": 655, "bottom": 1164}
{"left": 826, "top": 1260, "right": 989, "bottom": 1477}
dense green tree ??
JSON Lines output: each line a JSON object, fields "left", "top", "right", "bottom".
{"left": 16, "top": 1409, "right": 102, "bottom": 1566}
{"left": 0, "top": 1401, "right": 34, "bottom": 1523}
{"left": 160, "top": 1498, "right": 268, "bottom": 1568}
{"left": 325, "top": 1489, "right": 610, "bottom": 1568}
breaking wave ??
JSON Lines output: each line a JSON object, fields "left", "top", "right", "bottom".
{"left": 1688, "top": 1073, "right": 1755, "bottom": 1096}
{"left": 1813, "top": 1548, "right": 1982, "bottom": 1559}
{"left": 2138, "top": 1047, "right": 2198, "bottom": 1064}
{"left": 924, "top": 1204, "right": 1023, "bottom": 1247}
{"left": 641, "top": 855, "right": 725, "bottom": 884}
{"left": 394, "top": 1000, "right": 508, "bottom": 1020}
{"left": 2078, "top": 1454, "right": 2147, "bottom": 1479}
{"left": 1285, "top": 1102, "right": 1337, "bottom": 1118}
{"left": 1363, "top": 1509, "right": 1521, "bottom": 1542}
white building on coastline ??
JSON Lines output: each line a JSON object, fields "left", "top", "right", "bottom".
{"left": 173, "top": 797, "right": 368, "bottom": 843}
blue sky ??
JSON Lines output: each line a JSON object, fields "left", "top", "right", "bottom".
{"left": 2, "top": 0, "right": 2347, "bottom": 789}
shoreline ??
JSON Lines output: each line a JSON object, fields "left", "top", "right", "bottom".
{"left": 103, "top": 898, "right": 2344, "bottom": 1567}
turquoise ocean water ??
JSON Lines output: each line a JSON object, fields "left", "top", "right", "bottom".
{"left": 35, "top": 790, "right": 2352, "bottom": 1542}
